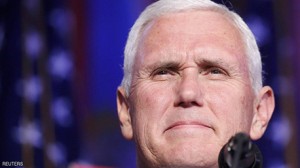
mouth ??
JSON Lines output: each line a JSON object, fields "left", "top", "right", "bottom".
{"left": 165, "top": 121, "right": 212, "bottom": 133}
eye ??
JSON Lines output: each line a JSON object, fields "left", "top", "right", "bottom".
{"left": 152, "top": 68, "right": 174, "bottom": 76}
{"left": 156, "top": 69, "right": 170, "bottom": 75}
{"left": 202, "top": 66, "right": 228, "bottom": 79}
{"left": 151, "top": 68, "right": 178, "bottom": 81}
{"left": 209, "top": 68, "right": 224, "bottom": 74}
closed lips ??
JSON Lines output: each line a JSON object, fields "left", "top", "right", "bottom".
{"left": 165, "top": 121, "right": 212, "bottom": 132}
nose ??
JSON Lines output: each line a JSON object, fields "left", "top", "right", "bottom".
{"left": 175, "top": 68, "right": 204, "bottom": 107}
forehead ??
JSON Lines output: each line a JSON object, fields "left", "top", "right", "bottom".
{"left": 147, "top": 10, "right": 238, "bottom": 35}
{"left": 135, "top": 10, "right": 247, "bottom": 68}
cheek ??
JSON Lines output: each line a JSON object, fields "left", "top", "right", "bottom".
{"left": 206, "top": 84, "right": 254, "bottom": 133}
{"left": 129, "top": 82, "right": 175, "bottom": 156}
{"left": 130, "top": 82, "right": 174, "bottom": 132}
{"left": 132, "top": 82, "right": 173, "bottom": 111}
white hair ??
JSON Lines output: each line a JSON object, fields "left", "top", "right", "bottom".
{"left": 121, "top": 0, "right": 262, "bottom": 95}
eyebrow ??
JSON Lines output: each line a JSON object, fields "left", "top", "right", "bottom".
{"left": 140, "top": 57, "right": 238, "bottom": 75}
{"left": 143, "top": 61, "right": 182, "bottom": 72}
{"left": 197, "top": 58, "right": 229, "bottom": 68}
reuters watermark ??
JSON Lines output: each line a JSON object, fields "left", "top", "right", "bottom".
{"left": 2, "top": 161, "right": 23, "bottom": 167}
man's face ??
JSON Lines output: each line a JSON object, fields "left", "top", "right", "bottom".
{"left": 118, "top": 11, "right": 268, "bottom": 168}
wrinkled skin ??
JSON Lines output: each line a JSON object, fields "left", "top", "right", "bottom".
{"left": 117, "top": 10, "right": 275, "bottom": 168}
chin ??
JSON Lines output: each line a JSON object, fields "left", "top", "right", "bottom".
{"left": 159, "top": 158, "right": 218, "bottom": 168}
{"left": 159, "top": 143, "right": 219, "bottom": 168}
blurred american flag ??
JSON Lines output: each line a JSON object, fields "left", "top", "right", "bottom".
{"left": 0, "top": 0, "right": 79, "bottom": 167}
{"left": 1, "top": 0, "right": 299, "bottom": 168}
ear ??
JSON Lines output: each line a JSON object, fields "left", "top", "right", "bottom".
{"left": 117, "top": 87, "right": 133, "bottom": 140}
{"left": 250, "top": 86, "right": 275, "bottom": 140}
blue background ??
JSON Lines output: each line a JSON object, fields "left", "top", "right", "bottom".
{"left": 1, "top": 0, "right": 300, "bottom": 168}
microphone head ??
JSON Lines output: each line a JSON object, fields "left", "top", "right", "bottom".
{"left": 218, "top": 132, "right": 263, "bottom": 168}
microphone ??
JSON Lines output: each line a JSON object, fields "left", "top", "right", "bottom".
{"left": 218, "top": 132, "right": 263, "bottom": 168}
